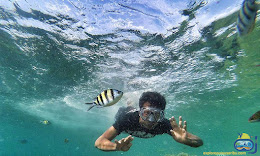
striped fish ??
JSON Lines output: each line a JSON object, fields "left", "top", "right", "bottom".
{"left": 85, "top": 89, "right": 123, "bottom": 111}
{"left": 248, "top": 110, "right": 260, "bottom": 122}
{"left": 237, "top": 0, "right": 260, "bottom": 36}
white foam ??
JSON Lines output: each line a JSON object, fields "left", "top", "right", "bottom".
{"left": 17, "top": 98, "right": 111, "bottom": 130}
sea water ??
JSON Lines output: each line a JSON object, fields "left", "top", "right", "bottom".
{"left": 0, "top": 0, "right": 259, "bottom": 156}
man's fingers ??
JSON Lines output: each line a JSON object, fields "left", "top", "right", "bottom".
{"left": 170, "top": 130, "right": 174, "bottom": 135}
{"left": 183, "top": 121, "right": 187, "bottom": 131}
{"left": 182, "top": 129, "right": 187, "bottom": 137}
{"left": 179, "top": 116, "right": 183, "bottom": 128}
{"left": 115, "top": 137, "right": 133, "bottom": 151}
{"left": 170, "top": 130, "right": 176, "bottom": 139}
{"left": 169, "top": 116, "right": 178, "bottom": 129}
{"left": 115, "top": 140, "right": 121, "bottom": 144}
{"left": 124, "top": 135, "right": 134, "bottom": 144}
{"left": 126, "top": 135, "right": 133, "bottom": 141}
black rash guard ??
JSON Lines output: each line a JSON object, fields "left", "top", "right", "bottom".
{"left": 113, "top": 107, "right": 172, "bottom": 138}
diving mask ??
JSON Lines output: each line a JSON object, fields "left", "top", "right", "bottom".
{"left": 140, "top": 107, "right": 164, "bottom": 122}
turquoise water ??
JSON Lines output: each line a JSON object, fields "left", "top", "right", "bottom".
{"left": 0, "top": 0, "right": 259, "bottom": 155}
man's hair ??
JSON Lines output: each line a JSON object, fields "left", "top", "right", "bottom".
{"left": 139, "top": 92, "right": 166, "bottom": 110}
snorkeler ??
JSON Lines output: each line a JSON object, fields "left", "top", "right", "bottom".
{"left": 94, "top": 92, "right": 203, "bottom": 152}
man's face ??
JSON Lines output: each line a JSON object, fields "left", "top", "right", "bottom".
{"left": 139, "top": 102, "right": 159, "bottom": 129}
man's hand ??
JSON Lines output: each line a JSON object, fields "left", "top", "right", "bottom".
{"left": 115, "top": 135, "right": 134, "bottom": 151}
{"left": 169, "top": 116, "right": 203, "bottom": 147}
{"left": 169, "top": 116, "right": 188, "bottom": 144}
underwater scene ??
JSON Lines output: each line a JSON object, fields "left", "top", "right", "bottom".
{"left": 0, "top": 0, "right": 259, "bottom": 155}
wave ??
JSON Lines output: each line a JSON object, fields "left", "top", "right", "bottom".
{"left": 0, "top": 0, "right": 256, "bottom": 127}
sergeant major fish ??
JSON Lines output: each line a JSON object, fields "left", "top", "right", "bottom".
{"left": 237, "top": 0, "right": 260, "bottom": 36}
{"left": 248, "top": 110, "right": 260, "bottom": 122}
{"left": 85, "top": 89, "right": 123, "bottom": 111}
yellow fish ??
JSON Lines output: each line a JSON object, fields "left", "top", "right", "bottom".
{"left": 40, "top": 120, "right": 51, "bottom": 125}
{"left": 85, "top": 89, "right": 123, "bottom": 111}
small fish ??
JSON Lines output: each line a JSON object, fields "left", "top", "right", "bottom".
{"left": 40, "top": 120, "right": 51, "bottom": 125}
{"left": 19, "top": 139, "right": 28, "bottom": 144}
{"left": 237, "top": 0, "right": 260, "bottom": 36}
{"left": 85, "top": 89, "right": 123, "bottom": 111}
{"left": 64, "top": 138, "right": 69, "bottom": 143}
{"left": 181, "top": 0, "right": 207, "bottom": 16}
{"left": 249, "top": 110, "right": 260, "bottom": 122}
